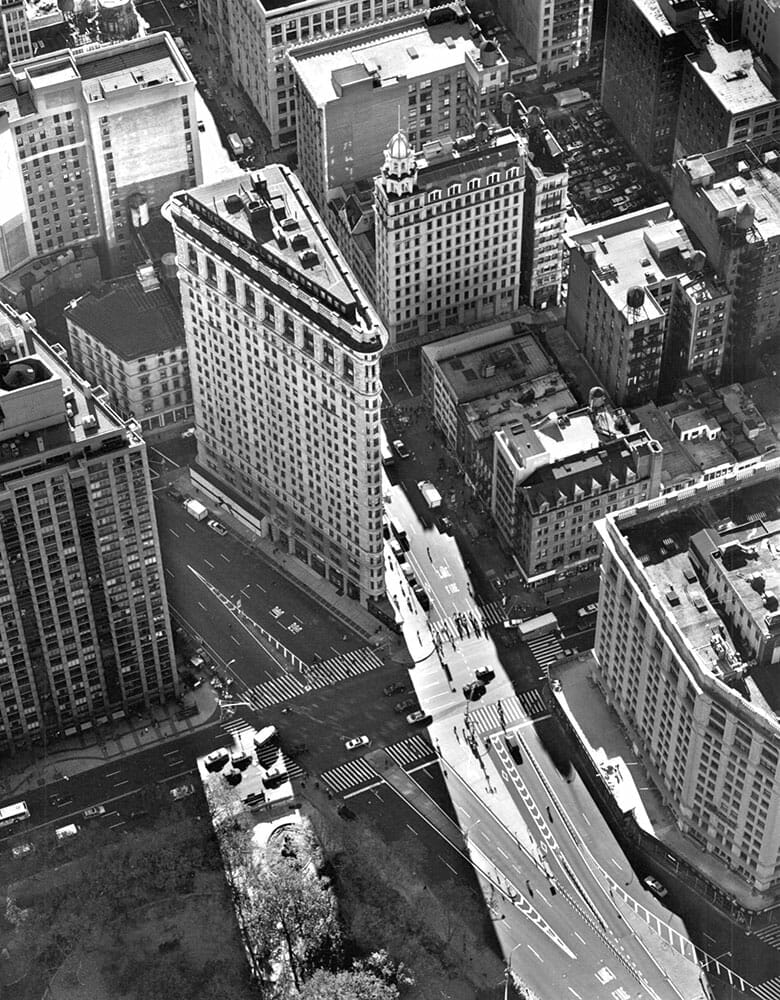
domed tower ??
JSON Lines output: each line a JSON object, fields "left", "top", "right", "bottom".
{"left": 379, "top": 127, "right": 417, "bottom": 197}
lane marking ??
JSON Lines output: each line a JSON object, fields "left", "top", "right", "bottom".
{"left": 574, "top": 932, "right": 586, "bottom": 945}
{"left": 204, "top": 559, "right": 215, "bottom": 569}
{"left": 106, "top": 769, "right": 121, "bottom": 777}
{"left": 114, "top": 780, "right": 129, "bottom": 787}
{"left": 165, "top": 569, "right": 174, "bottom": 579}
{"left": 581, "top": 812, "right": 591, "bottom": 826}
{"left": 344, "top": 779, "right": 383, "bottom": 798}
{"left": 110, "top": 821, "right": 126, "bottom": 830}
{"left": 527, "top": 945, "right": 543, "bottom": 962}
{"left": 198, "top": 601, "right": 208, "bottom": 611}
{"left": 497, "top": 846, "right": 509, "bottom": 859}
{"left": 169, "top": 529, "right": 179, "bottom": 538}
{"left": 568, "top": 989, "right": 582, "bottom": 998}
{"left": 231, "top": 635, "right": 240, "bottom": 645}
{"left": 255, "top": 583, "right": 266, "bottom": 592}
{"left": 163, "top": 750, "right": 181, "bottom": 758}
{"left": 406, "top": 824, "right": 419, "bottom": 836}
{"left": 186, "top": 523, "right": 195, "bottom": 533}
{"left": 220, "top": 553, "right": 230, "bottom": 562}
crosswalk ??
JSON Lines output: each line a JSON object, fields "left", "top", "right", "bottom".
{"left": 752, "top": 923, "right": 780, "bottom": 950}
{"left": 476, "top": 600, "right": 511, "bottom": 627}
{"left": 526, "top": 632, "right": 565, "bottom": 671}
{"left": 244, "top": 672, "right": 307, "bottom": 710}
{"left": 220, "top": 719, "right": 305, "bottom": 781}
{"left": 752, "top": 977, "right": 780, "bottom": 1000}
{"left": 385, "top": 733, "right": 435, "bottom": 769}
{"left": 320, "top": 757, "right": 380, "bottom": 797}
{"left": 465, "top": 690, "right": 549, "bottom": 735}
{"left": 304, "top": 646, "right": 384, "bottom": 689}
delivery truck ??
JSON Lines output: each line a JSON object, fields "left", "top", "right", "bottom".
{"left": 417, "top": 480, "right": 442, "bottom": 509}
{"left": 227, "top": 133, "right": 245, "bottom": 158}
{"left": 184, "top": 498, "right": 208, "bottom": 521}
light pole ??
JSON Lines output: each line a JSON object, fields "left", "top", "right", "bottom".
{"left": 504, "top": 941, "right": 524, "bottom": 1000}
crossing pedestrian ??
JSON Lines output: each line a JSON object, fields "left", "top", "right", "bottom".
{"left": 453, "top": 726, "right": 460, "bottom": 742}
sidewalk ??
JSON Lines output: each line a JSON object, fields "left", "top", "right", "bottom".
{"left": 0, "top": 683, "right": 221, "bottom": 799}
{"left": 165, "top": 467, "right": 413, "bottom": 667}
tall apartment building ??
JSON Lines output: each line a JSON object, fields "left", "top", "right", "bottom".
{"left": 492, "top": 404, "right": 662, "bottom": 582}
{"left": 0, "top": 300, "right": 177, "bottom": 753}
{"left": 0, "top": 0, "right": 32, "bottom": 69}
{"left": 166, "top": 165, "right": 387, "bottom": 604}
{"left": 594, "top": 471, "right": 780, "bottom": 896}
{"left": 671, "top": 143, "right": 780, "bottom": 382}
{"left": 291, "top": 4, "right": 508, "bottom": 211}
{"left": 601, "top": 0, "right": 694, "bottom": 167}
{"left": 675, "top": 38, "right": 780, "bottom": 160}
{"left": 373, "top": 124, "right": 524, "bottom": 354}
{"left": 494, "top": 0, "right": 592, "bottom": 77}
{"left": 65, "top": 262, "right": 194, "bottom": 440}
{"left": 519, "top": 107, "right": 567, "bottom": 309}
{"left": 199, "top": 0, "right": 431, "bottom": 151}
{"left": 0, "top": 34, "right": 202, "bottom": 282}
{"left": 602, "top": 0, "right": 780, "bottom": 168}
{"left": 565, "top": 205, "right": 731, "bottom": 406}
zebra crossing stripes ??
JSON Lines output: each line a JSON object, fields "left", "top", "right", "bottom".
{"left": 752, "top": 977, "right": 780, "bottom": 1000}
{"left": 305, "top": 646, "right": 384, "bottom": 689}
{"left": 320, "top": 758, "right": 380, "bottom": 797}
{"left": 752, "top": 923, "right": 780, "bottom": 950}
{"left": 221, "top": 718, "right": 255, "bottom": 740}
{"left": 466, "top": 690, "right": 549, "bottom": 734}
{"left": 526, "top": 632, "right": 565, "bottom": 670}
{"left": 244, "top": 672, "right": 307, "bottom": 710}
{"left": 385, "top": 733, "right": 435, "bottom": 769}
{"left": 476, "top": 601, "right": 509, "bottom": 627}
{"left": 219, "top": 719, "right": 305, "bottom": 781}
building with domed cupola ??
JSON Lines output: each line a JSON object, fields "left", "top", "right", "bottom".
{"left": 372, "top": 123, "right": 525, "bottom": 355}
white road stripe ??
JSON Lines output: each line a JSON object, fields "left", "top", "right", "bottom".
{"left": 198, "top": 601, "right": 207, "bottom": 610}
{"left": 169, "top": 529, "right": 179, "bottom": 538}
{"left": 220, "top": 553, "right": 230, "bottom": 562}
{"left": 106, "top": 769, "right": 121, "bottom": 776}
{"left": 527, "top": 945, "right": 543, "bottom": 962}
{"left": 114, "top": 780, "right": 129, "bottom": 787}
{"left": 204, "top": 559, "right": 215, "bottom": 569}
{"left": 406, "top": 824, "right": 419, "bottom": 836}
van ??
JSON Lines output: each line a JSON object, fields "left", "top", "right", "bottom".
{"left": 55, "top": 823, "right": 79, "bottom": 842}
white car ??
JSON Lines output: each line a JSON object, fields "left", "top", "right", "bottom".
{"left": 643, "top": 876, "right": 668, "bottom": 898}
{"left": 345, "top": 735, "right": 370, "bottom": 751}
{"left": 11, "top": 842, "right": 33, "bottom": 859}
{"left": 82, "top": 805, "right": 106, "bottom": 820}
{"left": 207, "top": 519, "right": 227, "bottom": 536}
{"left": 406, "top": 710, "right": 430, "bottom": 725}
{"left": 170, "top": 783, "right": 195, "bottom": 800}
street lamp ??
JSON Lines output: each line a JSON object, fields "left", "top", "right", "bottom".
{"left": 504, "top": 941, "right": 524, "bottom": 1000}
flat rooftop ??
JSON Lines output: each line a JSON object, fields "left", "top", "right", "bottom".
{"left": 686, "top": 38, "right": 777, "bottom": 114}
{"left": 567, "top": 204, "right": 724, "bottom": 321}
{"left": 621, "top": 476, "right": 780, "bottom": 713}
{"left": 66, "top": 271, "right": 185, "bottom": 362}
{"left": 699, "top": 166, "right": 780, "bottom": 244}
{"left": 415, "top": 128, "right": 523, "bottom": 185}
{"left": 629, "top": 0, "right": 679, "bottom": 37}
{"left": 438, "top": 333, "right": 553, "bottom": 403}
{"left": 292, "top": 13, "right": 479, "bottom": 105}
{"left": 461, "top": 374, "right": 576, "bottom": 443}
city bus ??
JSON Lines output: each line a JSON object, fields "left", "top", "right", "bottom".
{"left": 0, "top": 801, "right": 30, "bottom": 827}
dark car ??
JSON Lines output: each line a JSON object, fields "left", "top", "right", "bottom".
{"left": 383, "top": 682, "right": 406, "bottom": 696}
{"left": 438, "top": 516, "right": 455, "bottom": 535}
{"left": 394, "top": 698, "right": 417, "bottom": 714}
{"left": 475, "top": 665, "right": 494, "bottom": 683}
{"left": 413, "top": 585, "right": 430, "bottom": 611}
{"left": 463, "top": 681, "right": 486, "bottom": 702}
{"left": 337, "top": 804, "right": 357, "bottom": 821}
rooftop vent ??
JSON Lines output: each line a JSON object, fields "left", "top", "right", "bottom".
{"left": 225, "top": 194, "right": 243, "bottom": 214}
{"left": 666, "top": 587, "right": 681, "bottom": 607}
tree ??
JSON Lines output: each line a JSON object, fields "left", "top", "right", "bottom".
{"left": 300, "top": 968, "right": 399, "bottom": 1000}
{"left": 356, "top": 949, "right": 414, "bottom": 991}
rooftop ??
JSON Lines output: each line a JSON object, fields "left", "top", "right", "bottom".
{"left": 414, "top": 127, "right": 524, "bottom": 185}
{"left": 65, "top": 268, "right": 185, "bottom": 362}
{"left": 686, "top": 37, "right": 777, "bottom": 114}
{"left": 438, "top": 332, "right": 552, "bottom": 403}
{"left": 0, "top": 35, "right": 185, "bottom": 123}
{"left": 291, "top": 9, "right": 481, "bottom": 105}
{"left": 168, "top": 164, "right": 383, "bottom": 350}
{"left": 567, "top": 204, "right": 725, "bottom": 322}
{"left": 619, "top": 476, "right": 780, "bottom": 713}
{"left": 693, "top": 159, "right": 780, "bottom": 244}
{"left": 461, "top": 374, "right": 576, "bottom": 443}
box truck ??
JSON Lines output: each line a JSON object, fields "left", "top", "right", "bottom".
{"left": 184, "top": 499, "right": 208, "bottom": 521}
{"left": 417, "top": 480, "right": 442, "bottom": 509}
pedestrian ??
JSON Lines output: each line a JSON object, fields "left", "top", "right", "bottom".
{"left": 453, "top": 725, "right": 460, "bottom": 742}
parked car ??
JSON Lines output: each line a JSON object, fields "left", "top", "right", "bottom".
{"left": 406, "top": 710, "right": 431, "bottom": 725}
{"left": 577, "top": 603, "right": 598, "bottom": 618}
{"left": 204, "top": 748, "right": 230, "bottom": 772}
{"left": 643, "top": 876, "right": 668, "bottom": 898}
{"left": 82, "top": 805, "right": 106, "bottom": 820}
{"left": 207, "top": 519, "right": 227, "bottom": 536}
{"left": 383, "top": 682, "right": 406, "bottom": 696}
{"left": 11, "top": 842, "right": 34, "bottom": 859}
{"left": 394, "top": 698, "right": 417, "bottom": 714}
{"left": 197, "top": 121, "right": 205, "bottom": 132}
{"left": 392, "top": 439, "right": 410, "bottom": 459}
{"left": 438, "top": 516, "right": 455, "bottom": 535}
{"left": 345, "top": 735, "right": 370, "bottom": 751}
{"left": 170, "top": 783, "right": 195, "bottom": 800}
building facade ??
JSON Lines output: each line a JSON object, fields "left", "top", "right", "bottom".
{"left": 166, "top": 165, "right": 387, "bottom": 604}
{"left": 495, "top": 0, "right": 592, "bottom": 77}
{"left": 199, "top": 0, "right": 431, "bottom": 151}
{"left": 0, "top": 34, "right": 202, "bottom": 282}
{"left": 373, "top": 124, "right": 525, "bottom": 354}
{"left": 65, "top": 262, "right": 194, "bottom": 440}
{"left": 492, "top": 406, "right": 662, "bottom": 582}
{"left": 0, "top": 301, "right": 177, "bottom": 753}
{"left": 291, "top": 4, "right": 508, "bottom": 212}
{"left": 671, "top": 143, "right": 780, "bottom": 382}
{"left": 594, "top": 470, "right": 780, "bottom": 896}
{"left": 0, "top": 0, "right": 32, "bottom": 69}
{"left": 742, "top": 0, "right": 780, "bottom": 60}
{"left": 565, "top": 205, "right": 731, "bottom": 406}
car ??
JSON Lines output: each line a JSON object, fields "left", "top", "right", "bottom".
{"left": 55, "top": 823, "right": 80, "bottom": 842}
{"left": 345, "top": 735, "right": 370, "bottom": 751}
{"left": 463, "top": 680, "right": 486, "bottom": 702}
{"left": 392, "top": 439, "right": 410, "bottom": 459}
{"left": 207, "top": 519, "right": 227, "bottom": 536}
{"left": 197, "top": 120, "right": 205, "bottom": 132}
{"left": 413, "top": 585, "right": 430, "bottom": 611}
{"left": 406, "top": 710, "right": 431, "bottom": 725}
{"left": 192, "top": 677, "right": 203, "bottom": 689}
{"left": 337, "top": 803, "right": 357, "bottom": 821}
{"left": 82, "top": 805, "right": 106, "bottom": 820}
{"left": 475, "top": 665, "right": 494, "bottom": 683}
{"left": 181, "top": 427, "right": 197, "bottom": 438}
{"left": 438, "top": 516, "right": 455, "bottom": 535}
{"left": 643, "top": 876, "right": 668, "bottom": 898}
{"left": 394, "top": 698, "right": 417, "bottom": 714}
{"left": 11, "top": 842, "right": 34, "bottom": 859}
{"left": 577, "top": 603, "right": 598, "bottom": 618}
{"left": 170, "top": 783, "right": 195, "bottom": 800}
{"left": 383, "top": 681, "right": 406, "bottom": 696}
{"left": 204, "top": 748, "right": 230, "bottom": 772}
